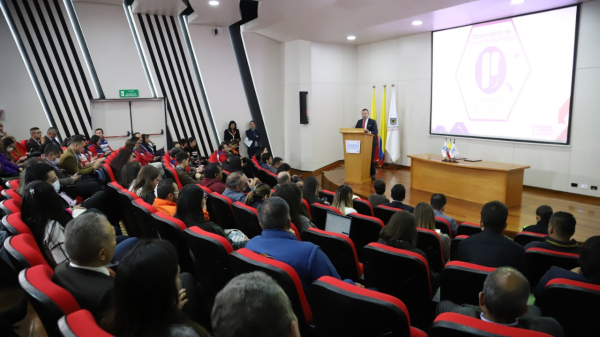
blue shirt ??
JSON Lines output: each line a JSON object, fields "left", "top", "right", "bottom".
{"left": 222, "top": 189, "right": 247, "bottom": 203}
{"left": 245, "top": 229, "right": 340, "bottom": 298}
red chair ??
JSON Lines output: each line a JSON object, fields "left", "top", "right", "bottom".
{"left": 309, "top": 203, "right": 342, "bottom": 230}
{"left": 348, "top": 213, "right": 384, "bottom": 257}
{"left": 457, "top": 221, "right": 482, "bottom": 236}
{"left": 208, "top": 193, "right": 237, "bottom": 230}
{"left": 429, "top": 312, "right": 553, "bottom": 337}
{"left": 525, "top": 247, "right": 579, "bottom": 289}
{"left": 352, "top": 198, "right": 374, "bottom": 216}
{"left": 163, "top": 166, "right": 183, "bottom": 189}
{"left": 434, "top": 216, "right": 452, "bottom": 238}
{"left": 311, "top": 276, "right": 427, "bottom": 337}
{"left": 373, "top": 205, "right": 401, "bottom": 225}
{"left": 416, "top": 228, "right": 446, "bottom": 272}
{"left": 58, "top": 309, "right": 114, "bottom": 337}
{"left": 440, "top": 261, "right": 496, "bottom": 306}
{"left": 2, "top": 213, "right": 32, "bottom": 236}
{"left": 290, "top": 223, "right": 302, "bottom": 241}
{"left": 197, "top": 184, "right": 212, "bottom": 195}
{"left": 301, "top": 199, "right": 312, "bottom": 219}
{"left": 19, "top": 265, "right": 80, "bottom": 337}
{"left": 514, "top": 231, "right": 547, "bottom": 246}
{"left": 536, "top": 278, "right": 600, "bottom": 337}
{"left": 1, "top": 188, "right": 22, "bottom": 202}
{"left": 19, "top": 140, "right": 28, "bottom": 152}
{"left": 318, "top": 190, "right": 335, "bottom": 204}
{"left": 0, "top": 199, "right": 21, "bottom": 216}
{"left": 229, "top": 248, "right": 313, "bottom": 334}
{"left": 450, "top": 235, "right": 468, "bottom": 260}
{"left": 102, "top": 163, "right": 116, "bottom": 182}
{"left": 151, "top": 212, "right": 195, "bottom": 275}
{"left": 8, "top": 179, "right": 20, "bottom": 190}
{"left": 4, "top": 234, "right": 49, "bottom": 272}
{"left": 232, "top": 202, "right": 262, "bottom": 239}
{"left": 301, "top": 228, "right": 363, "bottom": 281}
{"left": 131, "top": 199, "right": 158, "bottom": 239}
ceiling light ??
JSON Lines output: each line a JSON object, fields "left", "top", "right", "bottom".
{"left": 511, "top": 0, "right": 525, "bottom": 4}
{"left": 347, "top": 35, "right": 356, "bottom": 41}
{"left": 209, "top": 1, "right": 219, "bottom": 6}
{"left": 412, "top": 20, "right": 423, "bottom": 26}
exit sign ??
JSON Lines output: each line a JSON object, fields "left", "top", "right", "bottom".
{"left": 119, "top": 89, "right": 139, "bottom": 98}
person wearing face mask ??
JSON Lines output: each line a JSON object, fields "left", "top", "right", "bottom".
{"left": 43, "top": 145, "right": 103, "bottom": 200}
{"left": 1, "top": 137, "right": 27, "bottom": 166}
{"left": 152, "top": 179, "right": 179, "bottom": 217}
{"left": 0, "top": 138, "right": 23, "bottom": 177}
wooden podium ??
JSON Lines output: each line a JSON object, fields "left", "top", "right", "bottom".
{"left": 340, "top": 128, "right": 374, "bottom": 184}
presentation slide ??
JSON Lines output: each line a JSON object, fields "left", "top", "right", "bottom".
{"left": 431, "top": 6, "right": 578, "bottom": 144}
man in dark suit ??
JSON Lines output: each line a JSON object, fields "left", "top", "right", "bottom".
{"left": 26, "top": 127, "right": 44, "bottom": 153}
{"left": 522, "top": 205, "right": 553, "bottom": 234}
{"left": 437, "top": 267, "right": 564, "bottom": 337}
{"left": 456, "top": 201, "right": 527, "bottom": 273}
{"left": 382, "top": 184, "right": 414, "bottom": 212}
{"left": 524, "top": 211, "right": 581, "bottom": 254}
{"left": 39, "top": 127, "right": 61, "bottom": 154}
{"left": 355, "top": 109, "right": 378, "bottom": 180}
{"left": 245, "top": 121, "right": 260, "bottom": 157}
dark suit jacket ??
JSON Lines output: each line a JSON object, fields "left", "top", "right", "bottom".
{"left": 40, "top": 136, "right": 61, "bottom": 154}
{"left": 456, "top": 229, "right": 527, "bottom": 273}
{"left": 382, "top": 200, "right": 414, "bottom": 213}
{"left": 355, "top": 118, "right": 378, "bottom": 135}
{"left": 245, "top": 128, "right": 260, "bottom": 147}
{"left": 523, "top": 221, "right": 549, "bottom": 234}
{"left": 533, "top": 266, "right": 600, "bottom": 299}
{"left": 524, "top": 237, "right": 581, "bottom": 255}
{"left": 26, "top": 137, "right": 42, "bottom": 153}
{"left": 53, "top": 262, "right": 114, "bottom": 320}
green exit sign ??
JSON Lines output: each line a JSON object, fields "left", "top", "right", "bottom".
{"left": 119, "top": 89, "right": 139, "bottom": 98}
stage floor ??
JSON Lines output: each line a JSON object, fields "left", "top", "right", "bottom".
{"left": 320, "top": 165, "right": 600, "bottom": 242}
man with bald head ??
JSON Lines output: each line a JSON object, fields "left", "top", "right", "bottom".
{"left": 437, "top": 267, "right": 564, "bottom": 336}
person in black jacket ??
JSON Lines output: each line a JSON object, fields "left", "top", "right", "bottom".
{"left": 223, "top": 120, "right": 241, "bottom": 143}
{"left": 245, "top": 121, "right": 260, "bottom": 157}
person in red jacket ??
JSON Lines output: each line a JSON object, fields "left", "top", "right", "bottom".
{"left": 208, "top": 143, "right": 229, "bottom": 165}
{"left": 134, "top": 136, "right": 159, "bottom": 166}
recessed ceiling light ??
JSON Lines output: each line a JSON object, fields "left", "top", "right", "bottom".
{"left": 209, "top": 1, "right": 219, "bottom": 6}
{"left": 412, "top": 20, "right": 423, "bottom": 26}
{"left": 511, "top": 0, "right": 525, "bottom": 4}
{"left": 347, "top": 35, "right": 356, "bottom": 41}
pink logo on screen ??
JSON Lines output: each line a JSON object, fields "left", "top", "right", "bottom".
{"left": 456, "top": 19, "right": 530, "bottom": 122}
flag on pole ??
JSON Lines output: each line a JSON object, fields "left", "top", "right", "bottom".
{"left": 386, "top": 86, "right": 400, "bottom": 162}
{"left": 450, "top": 139, "right": 460, "bottom": 158}
{"left": 442, "top": 139, "right": 449, "bottom": 159}
{"left": 370, "top": 86, "right": 382, "bottom": 165}
{"left": 378, "top": 86, "right": 387, "bottom": 165}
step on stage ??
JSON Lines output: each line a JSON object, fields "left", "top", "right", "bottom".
{"left": 321, "top": 165, "right": 600, "bottom": 242}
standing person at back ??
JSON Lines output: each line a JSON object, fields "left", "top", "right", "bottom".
{"left": 456, "top": 201, "right": 527, "bottom": 273}
{"left": 368, "top": 179, "right": 390, "bottom": 208}
{"left": 382, "top": 184, "right": 414, "bottom": 212}
{"left": 245, "top": 121, "right": 260, "bottom": 157}
{"left": 430, "top": 193, "right": 458, "bottom": 237}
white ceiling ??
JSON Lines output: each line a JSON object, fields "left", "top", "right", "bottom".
{"left": 75, "top": 0, "right": 591, "bottom": 44}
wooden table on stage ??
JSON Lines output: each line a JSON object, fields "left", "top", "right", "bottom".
{"left": 408, "top": 154, "right": 530, "bottom": 207}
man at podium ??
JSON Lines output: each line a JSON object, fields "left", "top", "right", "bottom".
{"left": 355, "top": 109, "right": 378, "bottom": 180}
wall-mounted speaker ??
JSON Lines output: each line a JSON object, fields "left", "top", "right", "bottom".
{"left": 300, "top": 91, "right": 308, "bottom": 124}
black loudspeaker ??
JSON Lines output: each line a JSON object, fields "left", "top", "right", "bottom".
{"left": 300, "top": 91, "right": 308, "bottom": 124}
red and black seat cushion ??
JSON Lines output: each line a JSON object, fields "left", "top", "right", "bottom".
{"left": 429, "top": 312, "right": 553, "bottom": 337}
{"left": 232, "top": 201, "right": 262, "bottom": 239}
{"left": 301, "top": 228, "right": 363, "bottom": 280}
{"left": 440, "top": 261, "right": 496, "bottom": 306}
{"left": 309, "top": 203, "right": 342, "bottom": 230}
{"left": 58, "top": 309, "right": 114, "bottom": 337}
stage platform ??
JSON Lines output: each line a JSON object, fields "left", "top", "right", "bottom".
{"left": 318, "top": 164, "right": 599, "bottom": 242}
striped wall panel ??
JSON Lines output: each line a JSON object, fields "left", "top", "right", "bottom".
{"left": 3, "top": 0, "right": 98, "bottom": 139}
{"left": 133, "top": 12, "right": 216, "bottom": 157}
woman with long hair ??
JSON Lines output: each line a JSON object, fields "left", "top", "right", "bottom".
{"left": 273, "top": 183, "right": 315, "bottom": 234}
{"left": 223, "top": 120, "right": 241, "bottom": 142}
{"left": 87, "top": 135, "right": 104, "bottom": 157}
{"left": 0, "top": 138, "right": 23, "bottom": 177}
{"left": 378, "top": 211, "right": 440, "bottom": 291}
{"left": 109, "top": 147, "right": 135, "bottom": 183}
{"left": 331, "top": 185, "right": 357, "bottom": 216}
{"left": 302, "top": 176, "right": 327, "bottom": 205}
{"left": 414, "top": 202, "right": 450, "bottom": 261}
{"left": 119, "top": 161, "right": 142, "bottom": 190}
{"left": 175, "top": 185, "right": 247, "bottom": 250}
{"left": 1, "top": 137, "right": 26, "bottom": 165}
{"left": 245, "top": 183, "right": 271, "bottom": 209}
{"left": 101, "top": 240, "right": 210, "bottom": 337}
{"left": 8, "top": 136, "right": 26, "bottom": 163}
{"left": 135, "top": 135, "right": 159, "bottom": 166}
{"left": 228, "top": 156, "right": 244, "bottom": 173}
{"left": 130, "top": 165, "right": 160, "bottom": 204}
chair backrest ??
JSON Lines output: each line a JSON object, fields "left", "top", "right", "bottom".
{"left": 107, "top": 182, "right": 124, "bottom": 191}
{"left": 163, "top": 165, "right": 183, "bottom": 189}
{"left": 434, "top": 217, "right": 452, "bottom": 238}
{"left": 229, "top": 248, "right": 313, "bottom": 331}
{"left": 514, "top": 231, "right": 547, "bottom": 246}
{"left": 416, "top": 228, "right": 445, "bottom": 272}
{"left": 4, "top": 233, "right": 49, "bottom": 272}
{"left": 2, "top": 212, "right": 32, "bottom": 236}
{"left": 8, "top": 178, "right": 20, "bottom": 190}
{"left": 197, "top": 184, "right": 212, "bottom": 195}
{"left": 348, "top": 213, "right": 384, "bottom": 257}
{"left": 373, "top": 205, "right": 401, "bottom": 225}
{"left": 536, "top": 278, "right": 600, "bottom": 337}
{"left": 58, "top": 309, "right": 114, "bottom": 337}
{"left": 309, "top": 203, "right": 342, "bottom": 230}
{"left": 232, "top": 201, "right": 262, "bottom": 239}
{"left": 352, "top": 198, "right": 374, "bottom": 216}
{"left": 151, "top": 212, "right": 195, "bottom": 275}
{"left": 0, "top": 199, "right": 21, "bottom": 216}
{"left": 183, "top": 227, "right": 234, "bottom": 298}
{"left": 3, "top": 188, "right": 22, "bottom": 202}
{"left": 450, "top": 235, "right": 468, "bottom": 260}
{"left": 429, "top": 312, "right": 553, "bottom": 337}
{"left": 19, "top": 265, "right": 80, "bottom": 337}
{"left": 457, "top": 222, "right": 482, "bottom": 236}
{"left": 196, "top": 184, "right": 216, "bottom": 221}
{"left": 301, "top": 198, "right": 312, "bottom": 219}
{"left": 131, "top": 199, "right": 159, "bottom": 239}
{"left": 440, "top": 261, "right": 496, "bottom": 306}
{"left": 311, "top": 276, "right": 416, "bottom": 337}
{"left": 208, "top": 193, "right": 237, "bottom": 230}
{"left": 318, "top": 190, "right": 335, "bottom": 204}
{"left": 301, "top": 228, "right": 362, "bottom": 280}
{"left": 102, "top": 163, "right": 116, "bottom": 182}
{"left": 115, "top": 189, "right": 142, "bottom": 237}
{"left": 290, "top": 222, "right": 302, "bottom": 241}
{"left": 525, "top": 247, "right": 579, "bottom": 289}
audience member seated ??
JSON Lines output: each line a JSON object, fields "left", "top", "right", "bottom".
{"left": 178, "top": 138, "right": 188, "bottom": 149}
{"left": 223, "top": 172, "right": 256, "bottom": 203}
{"left": 259, "top": 153, "right": 272, "bottom": 171}
{"left": 184, "top": 136, "right": 201, "bottom": 161}
{"left": 100, "top": 240, "right": 211, "bottom": 337}
{"left": 524, "top": 211, "right": 581, "bottom": 254}
{"left": 456, "top": 201, "right": 527, "bottom": 273}
{"left": 523, "top": 205, "right": 554, "bottom": 235}
{"left": 175, "top": 152, "right": 203, "bottom": 186}
{"left": 134, "top": 136, "right": 160, "bottom": 166}
{"left": 53, "top": 212, "right": 138, "bottom": 319}
{"left": 534, "top": 235, "right": 600, "bottom": 299}
{"left": 437, "top": 267, "right": 564, "bottom": 337}
{"left": 245, "top": 197, "right": 349, "bottom": 297}
{"left": 382, "top": 184, "right": 414, "bottom": 212}
{"left": 39, "top": 127, "right": 60, "bottom": 153}
{"left": 209, "top": 143, "right": 229, "bottom": 165}
{"left": 95, "top": 128, "right": 113, "bottom": 155}
{"left": 228, "top": 140, "right": 240, "bottom": 156}
{"left": 226, "top": 156, "right": 244, "bottom": 174}
{"left": 109, "top": 147, "right": 135, "bottom": 182}
{"left": 368, "top": 179, "right": 390, "bottom": 208}
{"left": 212, "top": 271, "right": 300, "bottom": 337}
{"left": 153, "top": 179, "right": 179, "bottom": 217}
{"left": 253, "top": 146, "right": 268, "bottom": 163}
{"left": 201, "top": 163, "right": 226, "bottom": 194}
{"left": 302, "top": 176, "right": 328, "bottom": 205}
{"left": 87, "top": 135, "right": 104, "bottom": 158}
{"left": 430, "top": 193, "right": 458, "bottom": 237}
{"left": 415, "top": 202, "right": 450, "bottom": 261}
{"left": 43, "top": 145, "right": 102, "bottom": 200}
{"left": 119, "top": 162, "right": 142, "bottom": 190}
{"left": 377, "top": 211, "right": 440, "bottom": 291}
{"left": 273, "top": 183, "right": 316, "bottom": 234}
{"left": 276, "top": 163, "right": 301, "bottom": 183}
{"left": 140, "top": 134, "right": 164, "bottom": 156}
{"left": 59, "top": 135, "right": 102, "bottom": 176}
{"left": 169, "top": 147, "right": 183, "bottom": 167}
{"left": 0, "top": 142, "right": 22, "bottom": 177}
{"left": 129, "top": 165, "right": 160, "bottom": 204}
{"left": 269, "top": 157, "right": 283, "bottom": 174}
{"left": 175, "top": 184, "right": 248, "bottom": 250}
{"left": 274, "top": 172, "right": 290, "bottom": 190}
{"left": 331, "top": 185, "right": 357, "bottom": 216}
{"left": 245, "top": 183, "right": 272, "bottom": 209}
{"left": 26, "top": 127, "right": 44, "bottom": 153}
{"left": 1, "top": 137, "right": 26, "bottom": 166}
